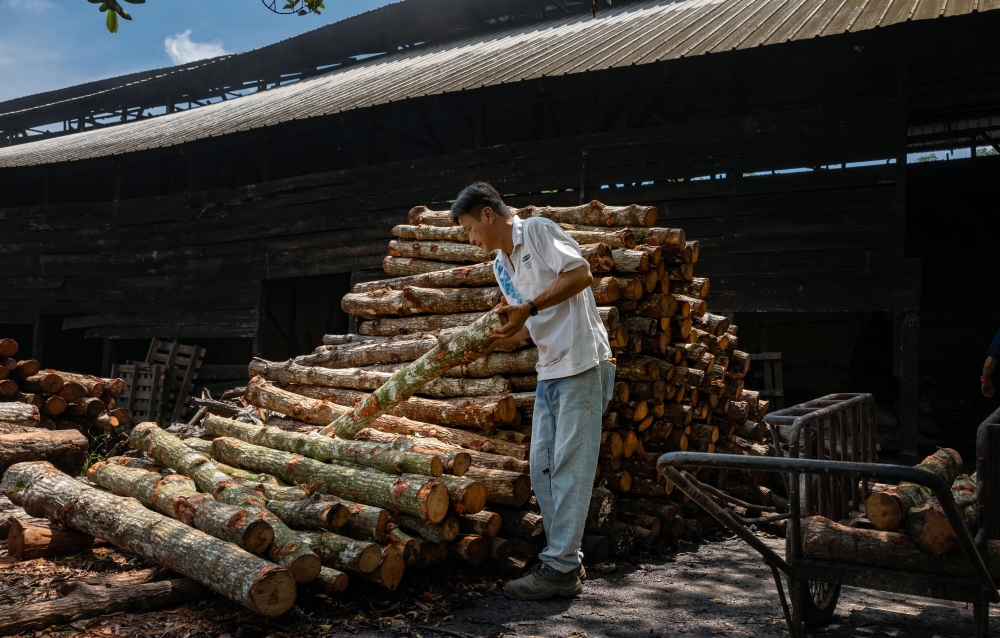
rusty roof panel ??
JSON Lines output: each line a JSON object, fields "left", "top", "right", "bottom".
{"left": 2, "top": 0, "right": 997, "bottom": 168}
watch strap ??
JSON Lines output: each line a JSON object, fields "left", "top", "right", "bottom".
{"left": 526, "top": 299, "right": 538, "bottom": 316}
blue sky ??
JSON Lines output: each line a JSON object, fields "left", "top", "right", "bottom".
{"left": 0, "top": 0, "right": 393, "bottom": 103}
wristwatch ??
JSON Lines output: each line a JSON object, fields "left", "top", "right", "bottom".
{"left": 526, "top": 299, "right": 538, "bottom": 316}
{"left": 982, "top": 376, "right": 993, "bottom": 385}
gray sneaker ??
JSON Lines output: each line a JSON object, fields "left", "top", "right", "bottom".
{"left": 504, "top": 563, "right": 583, "bottom": 600}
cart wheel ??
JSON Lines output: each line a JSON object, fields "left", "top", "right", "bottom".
{"left": 801, "top": 580, "right": 840, "bottom": 626}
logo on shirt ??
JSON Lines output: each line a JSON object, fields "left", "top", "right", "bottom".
{"left": 494, "top": 260, "right": 523, "bottom": 305}
{"left": 522, "top": 254, "right": 531, "bottom": 262}
{"left": 521, "top": 253, "right": 533, "bottom": 270}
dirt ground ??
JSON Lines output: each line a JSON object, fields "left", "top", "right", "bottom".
{"left": 3, "top": 531, "right": 996, "bottom": 638}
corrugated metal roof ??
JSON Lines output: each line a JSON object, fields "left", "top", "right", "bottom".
{"left": 3, "top": 0, "right": 997, "bottom": 168}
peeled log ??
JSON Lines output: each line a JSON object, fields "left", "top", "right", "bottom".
{"left": 865, "top": 448, "right": 963, "bottom": 531}
{"left": 129, "top": 424, "right": 321, "bottom": 582}
{"left": 203, "top": 414, "right": 443, "bottom": 477}
{"left": 322, "top": 310, "right": 506, "bottom": 438}
{"left": 211, "top": 436, "right": 451, "bottom": 524}
{"left": 246, "top": 379, "right": 528, "bottom": 460}
{"left": 359, "top": 311, "right": 481, "bottom": 336}
{"left": 294, "top": 386, "right": 515, "bottom": 434}
{"left": 0, "top": 402, "right": 40, "bottom": 427}
{"left": 341, "top": 287, "right": 501, "bottom": 320}
{"left": 87, "top": 461, "right": 274, "bottom": 553}
{"left": 354, "top": 261, "right": 495, "bottom": 292}
{"left": 0, "top": 429, "right": 87, "bottom": 476}
{"left": 1, "top": 461, "right": 295, "bottom": 617}
{"left": 388, "top": 239, "right": 493, "bottom": 264}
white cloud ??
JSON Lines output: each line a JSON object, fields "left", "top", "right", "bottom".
{"left": 164, "top": 29, "right": 226, "bottom": 65}
{"left": 3, "top": 0, "right": 55, "bottom": 11}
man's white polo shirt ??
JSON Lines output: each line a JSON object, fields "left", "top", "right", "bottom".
{"left": 493, "top": 215, "right": 612, "bottom": 381}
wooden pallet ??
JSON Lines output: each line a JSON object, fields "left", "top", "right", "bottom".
{"left": 146, "top": 339, "right": 206, "bottom": 425}
{"left": 111, "top": 362, "right": 165, "bottom": 423}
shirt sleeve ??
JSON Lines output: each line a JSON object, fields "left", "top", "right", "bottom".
{"left": 987, "top": 329, "right": 1000, "bottom": 360}
{"left": 528, "top": 218, "right": 590, "bottom": 275}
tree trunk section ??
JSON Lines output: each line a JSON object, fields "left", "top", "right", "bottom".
{"left": 591, "top": 277, "right": 620, "bottom": 304}
{"left": 358, "top": 546, "right": 407, "bottom": 590}
{"left": 906, "top": 474, "right": 978, "bottom": 557}
{"left": 210, "top": 436, "right": 451, "bottom": 524}
{"left": 449, "top": 534, "right": 489, "bottom": 565}
{"left": 0, "top": 402, "right": 40, "bottom": 427}
{"left": 203, "top": 414, "right": 443, "bottom": 477}
{"left": 356, "top": 262, "right": 495, "bottom": 294}
{"left": 354, "top": 428, "right": 522, "bottom": 474}
{"left": 585, "top": 487, "right": 617, "bottom": 534}
{"left": 518, "top": 202, "right": 658, "bottom": 227}
{"left": 246, "top": 379, "right": 528, "bottom": 460}
{"left": 462, "top": 467, "right": 531, "bottom": 507}
{"left": 341, "top": 287, "right": 501, "bottom": 320}
{"left": 0, "top": 578, "right": 202, "bottom": 636}
{"left": 359, "top": 311, "right": 482, "bottom": 336}
{"left": 300, "top": 531, "right": 384, "bottom": 574}
{"left": 392, "top": 512, "right": 460, "bottom": 543}
{"left": 129, "top": 423, "right": 321, "bottom": 582}
{"left": 579, "top": 244, "right": 615, "bottom": 272}
{"left": 266, "top": 494, "right": 351, "bottom": 532}
{"left": 388, "top": 239, "right": 493, "bottom": 264}
{"left": 1, "top": 461, "right": 296, "bottom": 616}
{"left": 316, "top": 567, "right": 350, "bottom": 592}
{"left": 865, "top": 448, "right": 963, "bottom": 530}
{"left": 0, "top": 429, "right": 87, "bottom": 476}
{"left": 87, "top": 460, "right": 274, "bottom": 554}
{"left": 458, "top": 510, "right": 502, "bottom": 537}
{"left": 294, "top": 333, "right": 454, "bottom": 368}
{"left": 320, "top": 310, "right": 506, "bottom": 437}
{"left": 7, "top": 518, "right": 95, "bottom": 559}
{"left": 435, "top": 476, "right": 488, "bottom": 514}
{"left": 561, "top": 226, "right": 636, "bottom": 249}
{"left": 392, "top": 224, "right": 470, "bottom": 242}
{"left": 611, "top": 248, "right": 649, "bottom": 273}
{"left": 631, "top": 227, "right": 686, "bottom": 250}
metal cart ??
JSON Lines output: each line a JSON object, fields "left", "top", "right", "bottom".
{"left": 657, "top": 393, "right": 999, "bottom": 638}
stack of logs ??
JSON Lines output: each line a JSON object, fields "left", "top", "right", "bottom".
{"left": 0, "top": 338, "right": 128, "bottom": 478}
{"left": 243, "top": 199, "right": 776, "bottom": 567}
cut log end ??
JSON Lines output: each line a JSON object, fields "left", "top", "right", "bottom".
{"left": 358, "top": 543, "right": 388, "bottom": 573}
{"left": 244, "top": 519, "right": 276, "bottom": 555}
{"left": 286, "top": 552, "right": 322, "bottom": 583}
{"left": 248, "top": 568, "right": 299, "bottom": 617}
{"left": 425, "top": 482, "right": 453, "bottom": 523}
{"left": 450, "top": 452, "right": 472, "bottom": 477}
{"left": 865, "top": 492, "right": 903, "bottom": 531}
{"left": 455, "top": 482, "right": 488, "bottom": 515}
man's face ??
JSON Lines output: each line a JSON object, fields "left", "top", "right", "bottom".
{"left": 459, "top": 207, "right": 498, "bottom": 252}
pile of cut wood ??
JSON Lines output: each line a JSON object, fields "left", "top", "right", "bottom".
{"left": 247, "top": 200, "right": 777, "bottom": 565}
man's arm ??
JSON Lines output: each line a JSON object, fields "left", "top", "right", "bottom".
{"left": 493, "top": 264, "right": 593, "bottom": 340}
{"left": 984, "top": 357, "right": 997, "bottom": 398}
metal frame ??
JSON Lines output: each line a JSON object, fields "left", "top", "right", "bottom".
{"left": 657, "top": 393, "right": 998, "bottom": 638}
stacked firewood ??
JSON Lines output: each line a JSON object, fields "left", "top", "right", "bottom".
{"left": 247, "top": 200, "right": 775, "bottom": 566}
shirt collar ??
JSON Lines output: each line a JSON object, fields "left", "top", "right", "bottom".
{"left": 510, "top": 215, "right": 524, "bottom": 249}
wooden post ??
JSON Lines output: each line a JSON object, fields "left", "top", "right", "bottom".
{"left": 899, "top": 311, "right": 920, "bottom": 464}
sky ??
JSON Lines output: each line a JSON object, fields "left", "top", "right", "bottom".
{"left": 0, "top": 0, "right": 393, "bottom": 103}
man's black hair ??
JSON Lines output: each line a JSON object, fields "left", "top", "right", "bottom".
{"left": 451, "top": 181, "right": 512, "bottom": 224}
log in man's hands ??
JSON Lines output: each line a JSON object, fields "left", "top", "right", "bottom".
{"left": 463, "top": 304, "right": 516, "bottom": 362}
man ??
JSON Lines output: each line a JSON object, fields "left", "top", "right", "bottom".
{"left": 452, "top": 182, "right": 615, "bottom": 600}
{"left": 982, "top": 329, "right": 1000, "bottom": 398}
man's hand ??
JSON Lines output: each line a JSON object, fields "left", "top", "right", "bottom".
{"left": 464, "top": 338, "right": 498, "bottom": 363}
{"left": 494, "top": 302, "right": 531, "bottom": 340}
{"left": 984, "top": 378, "right": 995, "bottom": 398}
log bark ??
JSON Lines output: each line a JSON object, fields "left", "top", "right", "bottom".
{"left": 358, "top": 546, "right": 407, "bottom": 590}
{"left": 129, "top": 423, "right": 321, "bottom": 582}
{"left": 299, "top": 531, "right": 383, "bottom": 574}
{"left": 211, "top": 436, "right": 451, "bottom": 524}
{"left": 321, "top": 310, "right": 506, "bottom": 437}
{"left": 393, "top": 224, "right": 470, "bottom": 242}
{"left": 449, "top": 534, "right": 489, "bottom": 565}
{"left": 22, "top": 372, "right": 62, "bottom": 394}
{"left": 609, "top": 522, "right": 635, "bottom": 557}
{"left": 585, "top": 487, "right": 617, "bottom": 534}
{"left": 865, "top": 448, "right": 963, "bottom": 531}
{"left": 463, "top": 466, "right": 531, "bottom": 506}
{"left": 247, "top": 379, "right": 528, "bottom": 460}
{"left": 577, "top": 243, "right": 614, "bottom": 273}
{"left": 0, "top": 338, "right": 17, "bottom": 358}
{"left": 630, "top": 227, "right": 686, "bottom": 250}
{"left": 386, "top": 525, "right": 421, "bottom": 565}
{"left": 670, "top": 277, "right": 710, "bottom": 299}
{"left": 0, "top": 578, "right": 202, "bottom": 636}
{"left": 591, "top": 277, "right": 621, "bottom": 304}
{"left": 393, "top": 512, "right": 460, "bottom": 542}
{"left": 354, "top": 428, "right": 522, "bottom": 474}
{"left": 0, "top": 429, "right": 87, "bottom": 476}
{"left": 355, "top": 261, "right": 495, "bottom": 293}
{"left": 488, "top": 536, "right": 513, "bottom": 561}
{"left": 693, "top": 313, "right": 730, "bottom": 337}
{"left": 295, "top": 334, "right": 463, "bottom": 368}
{"left": 435, "top": 476, "right": 488, "bottom": 514}
{"left": 383, "top": 256, "right": 463, "bottom": 276}
{"left": 610, "top": 248, "right": 649, "bottom": 273}
{"left": 341, "top": 287, "right": 501, "bottom": 320}
{"left": 358, "top": 311, "right": 482, "bottom": 336}
{"left": 0, "top": 379, "right": 18, "bottom": 398}
{"left": 87, "top": 461, "right": 274, "bottom": 553}
{"left": 203, "top": 414, "right": 443, "bottom": 477}
{"left": 905, "top": 474, "right": 978, "bottom": 557}
{"left": 0, "top": 401, "right": 40, "bottom": 427}
{"left": 296, "top": 386, "right": 516, "bottom": 434}
{"left": 518, "top": 201, "right": 658, "bottom": 227}
{"left": 7, "top": 518, "right": 95, "bottom": 559}
{"left": 266, "top": 494, "right": 351, "bottom": 532}
{"left": 1, "top": 461, "right": 296, "bottom": 616}
{"left": 494, "top": 507, "right": 544, "bottom": 540}
{"left": 388, "top": 239, "right": 494, "bottom": 263}
{"left": 316, "top": 567, "right": 350, "bottom": 592}
{"left": 458, "top": 510, "right": 502, "bottom": 537}
{"left": 560, "top": 225, "right": 636, "bottom": 249}
{"left": 48, "top": 371, "right": 106, "bottom": 398}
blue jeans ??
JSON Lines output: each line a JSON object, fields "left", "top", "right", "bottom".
{"left": 531, "top": 359, "right": 616, "bottom": 572}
